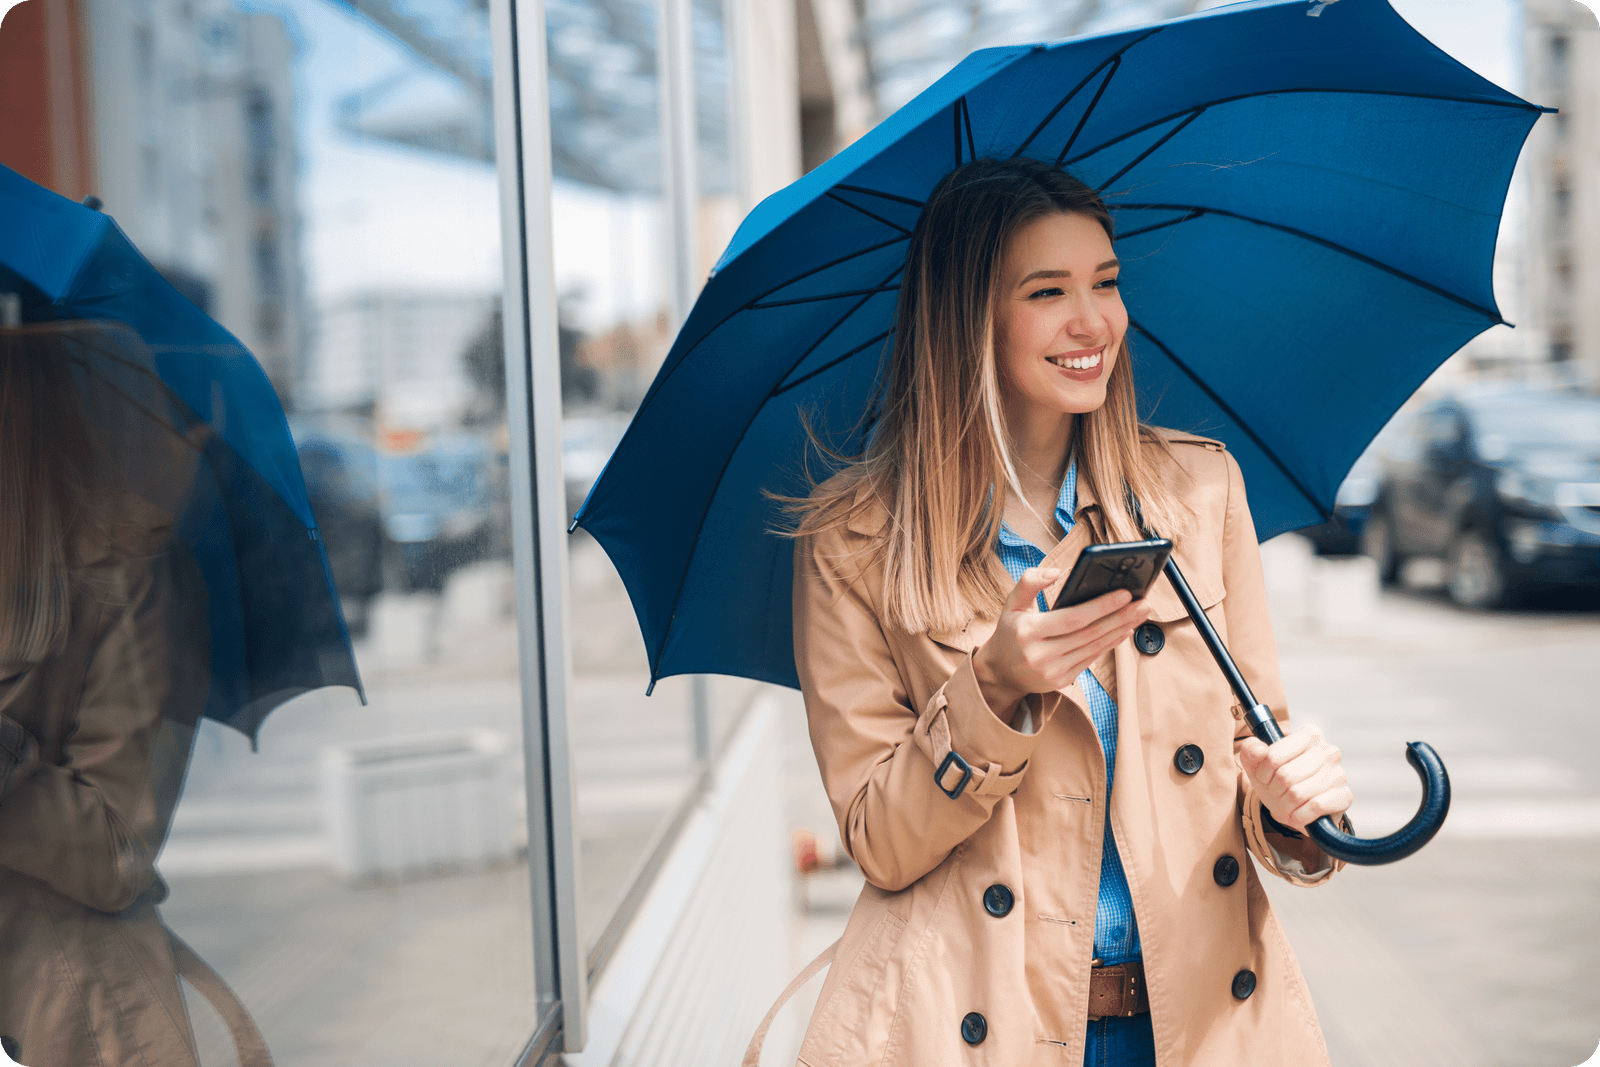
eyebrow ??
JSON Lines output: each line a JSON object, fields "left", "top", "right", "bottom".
{"left": 1017, "top": 260, "right": 1120, "bottom": 286}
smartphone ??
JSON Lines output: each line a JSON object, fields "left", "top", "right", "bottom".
{"left": 1050, "top": 538, "right": 1174, "bottom": 611}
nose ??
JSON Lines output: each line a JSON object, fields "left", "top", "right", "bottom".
{"left": 1059, "top": 292, "right": 1110, "bottom": 344}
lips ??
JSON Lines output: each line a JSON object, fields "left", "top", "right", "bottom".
{"left": 1046, "top": 346, "right": 1105, "bottom": 382}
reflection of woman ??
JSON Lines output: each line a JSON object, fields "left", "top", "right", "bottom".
{"left": 0, "top": 325, "right": 267, "bottom": 1067}
{"left": 779, "top": 160, "right": 1354, "bottom": 1066}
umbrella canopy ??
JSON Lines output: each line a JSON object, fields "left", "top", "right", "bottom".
{"left": 574, "top": 0, "right": 1547, "bottom": 691}
{"left": 0, "top": 165, "right": 362, "bottom": 739}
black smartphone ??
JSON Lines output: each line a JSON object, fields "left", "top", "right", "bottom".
{"left": 1050, "top": 538, "right": 1174, "bottom": 611}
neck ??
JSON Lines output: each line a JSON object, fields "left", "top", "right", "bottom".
{"left": 1003, "top": 402, "right": 1075, "bottom": 496}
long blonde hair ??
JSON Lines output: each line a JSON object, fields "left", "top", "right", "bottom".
{"left": 783, "top": 158, "right": 1191, "bottom": 635}
{"left": 0, "top": 323, "right": 123, "bottom": 662}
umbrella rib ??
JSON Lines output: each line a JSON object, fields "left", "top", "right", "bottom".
{"left": 652, "top": 266, "right": 902, "bottom": 680}
{"left": 962, "top": 97, "right": 977, "bottom": 165}
{"left": 1115, "top": 202, "right": 1503, "bottom": 321}
{"left": 1096, "top": 107, "right": 1206, "bottom": 192}
{"left": 833, "top": 184, "right": 925, "bottom": 209}
{"left": 1055, "top": 56, "right": 1122, "bottom": 166}
{"left": 1114, "top": 209, "right": 1204, "bottom": 241}
{"left": 64, "top": 354, "right": 207, "bottom": 455}
{"left": 1128, "top": 317, "right": 1328, "bottom": 521}
{"left": 1014, "top": 27, "right": 1162, "bottom": 159}
{"left": 604, "top": 238, "right": 909, "bottom": 445}
{"left": 1064, "top": 86, "right": 1545, "bottom": 170}
{"left": 824, "top": 192, "right": 913, "bottom": 236}
{"left": 771, "top": 328, "right": 896, "bottom": 397}
{"left": 749, "top": 235, "right": 911, "bottom": 307}
{"left": 752, "top": 285, "right": 902, "bottom": 310}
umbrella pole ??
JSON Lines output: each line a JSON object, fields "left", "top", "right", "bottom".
{"left": 1160, "top": 557, "right": 1451, "bottom": 866}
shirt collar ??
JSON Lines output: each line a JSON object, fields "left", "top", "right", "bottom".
{"left": 997, "top": 457, "right": 1079, "bottom": 549}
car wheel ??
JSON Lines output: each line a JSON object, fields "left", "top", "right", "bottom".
{"left": 1362, "top": 508, "right": 1403, "bottom": 585}
{"left": 1446, "top": 529, "right": 1515, "bottom": 610}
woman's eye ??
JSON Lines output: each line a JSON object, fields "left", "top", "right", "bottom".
{"left": 1028, "top": 287, "right": 1064, "bottom": 299}
{"left": 1095, "top": 276, "right": 1120, "bottom": 290}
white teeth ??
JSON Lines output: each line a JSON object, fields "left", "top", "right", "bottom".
{"left": 1050, "top": 350, "right": 1103, "bottom": 370}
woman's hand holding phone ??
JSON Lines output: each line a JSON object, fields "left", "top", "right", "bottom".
{"left": 973, "top": 566, "right": 1152, "bottom": 721}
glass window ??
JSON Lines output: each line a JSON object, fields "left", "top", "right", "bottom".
{"left": 0, "top": 0, "right": 540, "bottom": 1063}
{"left": 545, "top": 0, "right": 754, "bottom": 969}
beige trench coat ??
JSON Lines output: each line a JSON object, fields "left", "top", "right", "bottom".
{"left": 0, "top": 500, "right": 269, "bottom": 1067}
{"left": 790, "top": 435, "right": 1342, "bottom": 1067}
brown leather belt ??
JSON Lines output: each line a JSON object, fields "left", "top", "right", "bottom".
{"left": 1088, "top": 960, "right": 1149, "bottom": 1020}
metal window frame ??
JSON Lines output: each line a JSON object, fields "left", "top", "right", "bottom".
{"left": 491, "top": 0, "right": 737, "bottom": 1052}
{"left": 489, "top": 0, "right": 589, "bottom": 1055}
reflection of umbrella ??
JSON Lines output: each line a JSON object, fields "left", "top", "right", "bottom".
{"left": 576, "top": 0, "right": 1545, "bottom": 693}
{"left": 0, "top": 165, "right": 362, "bottom": 740}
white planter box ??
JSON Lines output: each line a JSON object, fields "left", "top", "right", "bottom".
{"left": 320, "top": 729, "right": 514, "bottom": 880}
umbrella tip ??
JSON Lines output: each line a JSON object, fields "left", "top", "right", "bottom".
{"left": 80, "top": 194, "right": 103, "bottom": 211}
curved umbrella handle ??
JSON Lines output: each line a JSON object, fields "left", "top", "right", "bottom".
{"left": 1241, "top": 704, "right": 1451, "bottom": 864}
{"left": 1161, "top": 558, "right": 1450, "bottom": 866}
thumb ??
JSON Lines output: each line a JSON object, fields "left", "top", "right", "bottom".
{"left": 1004, "top": 567, "right": 1060, "bottom": 615}
{"left": 1237, "top": 737, "right": 1270, "bottom": 772}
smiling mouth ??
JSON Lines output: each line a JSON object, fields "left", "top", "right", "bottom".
{"left": 1046, "top": 348, "right": 1103, "bottom": 371}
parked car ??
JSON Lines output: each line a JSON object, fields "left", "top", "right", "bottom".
{"left": 290, "top": 418, "right": 385, "bottom": 637}
{"left": 380, "top": 434, "right": 495, "bottom": 593}
{"left": 1362, "top": 387, "right": 1600, "bottom": 609}
{"left": 1299, "top": 416, "right": 1412, "bottom": 556}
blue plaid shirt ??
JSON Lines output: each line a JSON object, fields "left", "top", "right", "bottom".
{"left": 995, "top": 459, "right": 1142, "bottom": 965}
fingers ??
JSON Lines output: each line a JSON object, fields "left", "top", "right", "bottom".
{"left": 1003, "top": 567, "right": 1062, "bottom": 616}
{"left": 1242, "top": 725, "right": 1353, "bottom": 832}
{"left": 1041, "top": 588, "right": 1136, "bottom": 632}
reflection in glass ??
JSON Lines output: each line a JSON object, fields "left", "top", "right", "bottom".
{"left": 54, "top": 0, "right": 540, "bottom": 1063}
{"left": 547, "top": 0, "right": 759, "bottom": 959}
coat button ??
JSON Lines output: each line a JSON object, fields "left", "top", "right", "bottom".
{"left": 1133, "top": 621, "right": 1165, "bottom": 655}
{"left": 1213, "top": 854, "right": 1240, "bottom": 887}
{"left": 982, "top": 884, "right": 1014, "bottom": 918}
{"left": 1232, "top": 969, "right": 1257, "bottom": 1000}
{"left": 1174, "top": 743, "right": 1204, "bottom": 775}
{"left": 960, "top": 1011, "right": 988, "bottom": 1045}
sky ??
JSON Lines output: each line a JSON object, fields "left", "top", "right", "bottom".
{"left": 242, "top": 0, "right": 1550, "bottom": 332}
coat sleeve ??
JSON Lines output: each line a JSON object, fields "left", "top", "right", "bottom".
{"left": 795, "top": 525, "right": 1043, "bottom": 892}
{"left": 0, "top": 554, "right": 184, "bottom": 913}
{"left": 1218, "top": 450, "right": 1346, "bottom": 888}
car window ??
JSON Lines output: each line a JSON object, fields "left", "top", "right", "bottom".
{"left": 1470, "top": 399, "right": 1600, "bottom": 454}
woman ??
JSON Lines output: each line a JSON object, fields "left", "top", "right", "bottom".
{"left": 777, "top": 158, "right": 1353, "bottom": 1066}
{"left": 0, "top": 323, "right": 270, "bottom": 1067}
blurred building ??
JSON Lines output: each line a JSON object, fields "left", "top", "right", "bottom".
{"left": 0, "top": 0, "right": 307, "bottom": 406}
{"left": 302, "top": 290, "right": 498, "bottom": 428}
{"left": 1523, "top": 0, "right": 1600, "bottom": 390}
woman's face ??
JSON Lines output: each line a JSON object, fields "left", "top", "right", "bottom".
{"left": 993, "top": 211, "right": 1126, "bottom": 419}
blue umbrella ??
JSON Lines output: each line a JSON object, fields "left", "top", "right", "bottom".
{"left": 576, "top": 0, "right": 1545, "bottom": 696}
{"left": 0, "top": 164, "right": 362, "bottom": 740}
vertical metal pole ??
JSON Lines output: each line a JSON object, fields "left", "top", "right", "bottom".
{"left": 658, "top": 0, "right": 700, "bottom": 321}
{"left": 489, "top": 0, "right": 589, "bottom": 1051}
{"left": 724, "top": 0, "right": 755, "bottom": 214}
{"left": 658, "top": 0, "right": 714, "bottom": 763}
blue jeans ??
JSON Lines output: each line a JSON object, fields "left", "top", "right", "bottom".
{"left": 1083, "top": 1013, "right": 1156, "bottom": 1067}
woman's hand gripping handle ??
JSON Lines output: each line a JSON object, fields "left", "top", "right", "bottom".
{"left": 973, "top": 567, "right": 1151, "bottom": 721}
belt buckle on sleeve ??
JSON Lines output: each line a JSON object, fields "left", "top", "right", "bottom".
{"left": 935, "top": 750, "right": 973, "bottom": 799}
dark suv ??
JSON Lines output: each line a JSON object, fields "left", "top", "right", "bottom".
{"left": 291, "top": 418, "right": 385, "bottom": 637}
{"left": 1362, "top": 387, "right": 1600, "bottom": 608}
